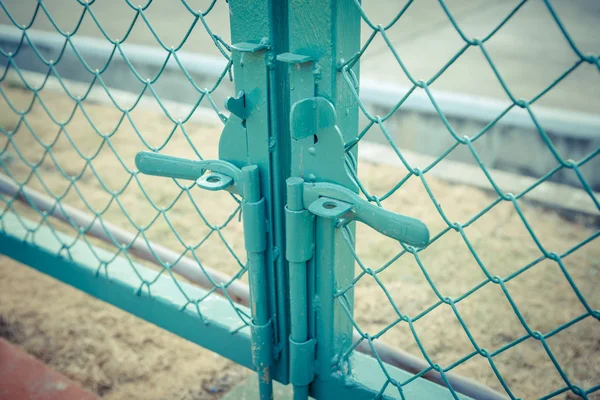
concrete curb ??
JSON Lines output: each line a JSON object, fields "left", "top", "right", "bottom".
{"left": 358, "top": 141, "right": 599, "bottom": 217}
{"left": 360, "top": 79, "right": 600, "bottom": 141}
{"left": 2, "top": 27, "right": 599, "bottom": 140}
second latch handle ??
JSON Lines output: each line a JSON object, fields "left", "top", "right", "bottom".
{"left": 135, "top": 152, "right": 206, "bottom": 181}
{"left": 305, "top": 182, "right": 430, "bottom": 247}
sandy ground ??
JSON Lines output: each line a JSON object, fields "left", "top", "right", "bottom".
{"left": 0, "top": 85, "right": 599, "bottom": 399}
{"left": 0, "top": 260, "right": 247, "bottom": 399}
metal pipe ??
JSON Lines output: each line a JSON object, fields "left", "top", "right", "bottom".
{"left": 0, "top": 174, "right": 249, "bottom": 305}
{"left": 242, "top": 166, "right": 273, "bottom": 400}
{"left": 354, "top": 338, "right": 507, "bottom": 400}
{"left": 0, "top": 174, "right": 506, "bottom": 400}
{"left": 286, "top": 178, "right": 312, "bottom": 400}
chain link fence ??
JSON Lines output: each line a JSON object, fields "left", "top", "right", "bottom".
{"left": 0, "top": 1, "right": 599, "bottom": 399}
{"left": 0, "top": 0, "right": 253, "bottom": 330}
{"left": 336, "top": 1, "right": 599, "bottom": 399}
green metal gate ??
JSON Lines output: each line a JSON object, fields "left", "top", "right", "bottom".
{"left": 0, "top": 1, "right": 598, "bottom": 399}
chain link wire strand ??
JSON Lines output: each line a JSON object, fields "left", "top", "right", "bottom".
{"left": 336, "top": 1, "right": 599, "bottom": 399}
{"left": 0, "top": 0, "right": 253, "bottom": 332}
{"left": 0, "top": 1, "right": 599, "bottom": 399}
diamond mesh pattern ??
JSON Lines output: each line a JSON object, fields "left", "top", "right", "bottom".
{"left": 0, "top": 0, "right": 251, "bottom": 329}
{"left": 335, "top": 1, "right": 600, "bottom": 399}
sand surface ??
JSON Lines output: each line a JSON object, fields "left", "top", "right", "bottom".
{"left": 0, "top": 85, "right": 598, "bottom": 399}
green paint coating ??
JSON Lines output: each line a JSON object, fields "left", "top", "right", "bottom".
{"left": 197, "top": 172, "right": 234, "bottom": 192}
{"left": 240, "top": 166, "right": 274, "bottom": 399}
{"left": 232, "top": 41, "right": 271, "bottom": 53}
{"left": 290, "top": 97, "right": 358, "bottom": 192}
{"left": 136, "top": 145, "right": 275, "bottom": 399}
{"left": 305, "top": 182, "right": 430, "bottom": 247}
{"left": 0, "top": 213, "right": 254, "bottom": 370}
{"left": 285, "top": 177, "right": 313, "bottom": 400}
{"left": 250, "top": 319, "right": 274, "bottom": 368}
{"left": 229, "top": 3, "right": 290, "bottom": 387}
{"left": 287, "top": 3, "right": 359, "bottom": 400}
{"left": 219, "top": 114, "right": 250, "bottom": 169}
{"left": 243, "top": 199, "right": 267, "bottom": 253}
{"left": 312, "top": 352, "right": 472, "bottom": 400}
{"left": 284, "top": 208, "right": 314, "bottom": 263}
{"left": 307, "top": 197, "right": 354, "bottom": 220}
{"left": 135, "top": 152, "right": 244, "bottom": 195}
{"left": 276, "top": 53, "right": 315, "bottom": 64}
{"left": 289, "top": 337, "right": 316, "bottom": 386}
{"left": 2, "top": 0, "right": 588, "bottom": 398}
{"left": 225, "top": 91, "right": 247, "bottom": 120}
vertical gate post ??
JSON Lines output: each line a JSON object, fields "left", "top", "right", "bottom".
{"left": 285, "top": 177, "right": 317, "bottom": 399}
{"left": 229, "top": 0, "right": 361, "bottom": 395}
{"left": 284, "top": 1, "right": 362, "bottom": 397}
{"left": 228, "top": 0, "right": 292, "bottom": 388}
{"left": 243, "top": 166, "right": 273, "bottom": 399}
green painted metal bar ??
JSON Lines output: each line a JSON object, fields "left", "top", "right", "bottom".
{"left": 278, "top": 33, "right": 320, "bottom": 400}
{"left": 242, "top": 166, "right": 274, "bottom": 400}
{"left": 228, "top": 0, "right": 291, "bottom": 384}
{"left": 266, "top": 3, "right": 294, "bottom": 387}
{"left": 278, "top": 51, "right": 319, "bottom": 400}
{"left": 286, "top": 1, "right": 362, "bottom": 398}
{"left": 312, "top": 213, "right": 355, "bottom": 384}
{"left": 0, "top": 212, "right": 254, "bottom": 370}
{"left": 285, "top": 177, "right": 316, "bottom": 400}
{"left": 287, "top": 179, "right": 309, "bottom": 400}
{"left": 314, "top": 352, "right": 472, "bottom": 400}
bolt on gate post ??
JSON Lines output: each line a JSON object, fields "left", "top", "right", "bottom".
{"left": 228, "top": 0, "right": 362, "bottom": 398}
{"left": 226, "top": 1, "right": 290, "bottom": 398}
{"left": 232, "top": 1, "right": 455, "bottom": 397}
{"left": 282, "top": 1, "right": 362, "bottom": 399}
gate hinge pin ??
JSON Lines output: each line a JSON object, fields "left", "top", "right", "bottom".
{"left": 285, "top": 177, "right": 317, "bottom": 394}
{"left": 135, "top": 153, "right": 276, "bottom": 391}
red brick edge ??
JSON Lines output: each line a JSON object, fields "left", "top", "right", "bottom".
{"left": 0, "top": 338, "right": 99, "bottom": 400}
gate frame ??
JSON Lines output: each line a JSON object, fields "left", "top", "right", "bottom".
{"left": 0, "top": 1, "right": 481, "bottom": 399}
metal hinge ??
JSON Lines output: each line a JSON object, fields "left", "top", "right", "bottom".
{"left": 134, "top": 153, "right": 275, "bottom": 394}
{"left": 135, "top": 37, "right": 277, "bottom": 399}
{"left": 282, "top": 95, "right": 431, "bottom": 395}
{"left": 285, "top": 178, "right": 317, "bottom": 391}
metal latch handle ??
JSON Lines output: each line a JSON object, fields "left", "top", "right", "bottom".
{"left": 304, "top": 182, "right": 429, "bottom": 247}
{"left": 135, "top": 152, "right": 207, "bottom": 181}
{"left": 135, "top": 152, "right": 244, "bottom": 195}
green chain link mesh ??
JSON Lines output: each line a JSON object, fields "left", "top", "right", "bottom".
{"left": 0, "top": 0, "right": 253, "bottom": 331}
{"left": 335, "top": 1, "right": 599, "bottom": 399}
{"left": 0, "top": 1, "right": 599, "bottom": 399}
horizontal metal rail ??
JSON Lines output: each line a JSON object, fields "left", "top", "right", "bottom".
{"left": 0, "top": 173, "right": 505, "bottom": 400}
{"left": 0, "top": 211, "right": 255, "bottom": 372}
{"left": 0, "top": 174, "right": 249, "bottom": 305}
